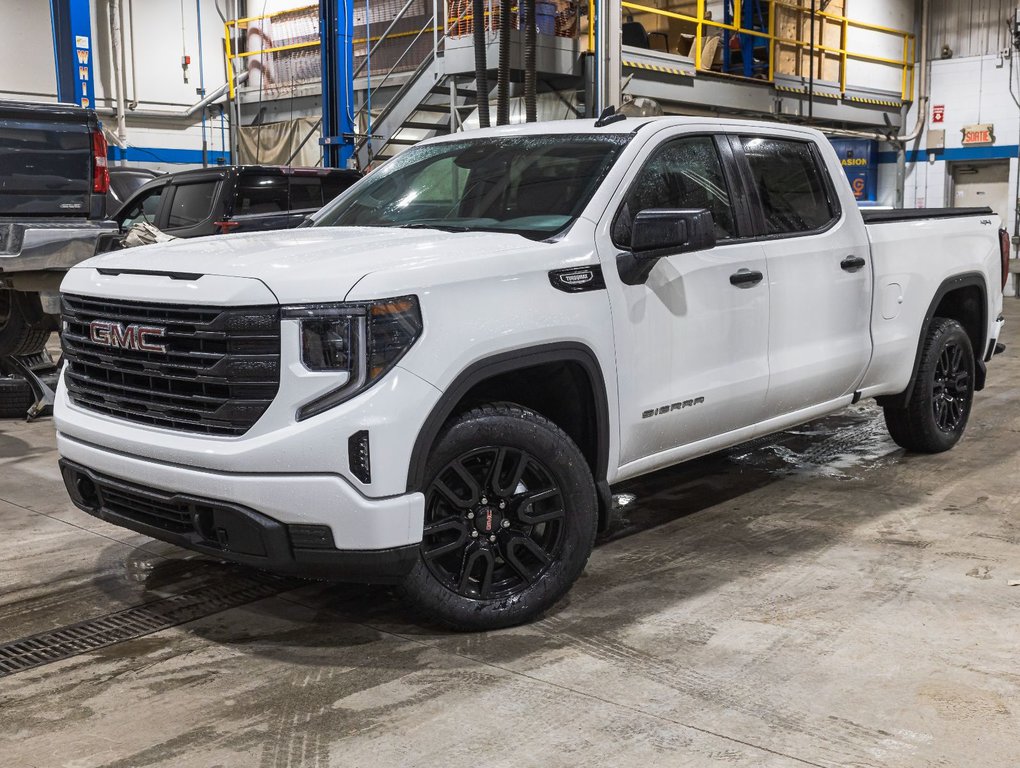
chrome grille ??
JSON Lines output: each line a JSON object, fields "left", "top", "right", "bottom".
{"left": 61, "top": 293, "right": 280, "bottom": 435}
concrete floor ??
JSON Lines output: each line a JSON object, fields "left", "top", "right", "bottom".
{"left": 1, "top": 304, "right": 1019, "bottom": 768}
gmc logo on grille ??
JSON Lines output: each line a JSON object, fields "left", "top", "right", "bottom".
{"left": 89, "top": 320, "right": 167, "bottom": 353}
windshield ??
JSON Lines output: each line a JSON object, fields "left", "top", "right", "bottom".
{"left": 313, "top": 134, "right": 631, "bottom": 240}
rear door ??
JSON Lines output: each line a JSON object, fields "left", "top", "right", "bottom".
{"left": 163, "top": 176, "right": 224, "bottom": 237}
{"left": 735, "top": 134, "right": 872, "bottom": 416}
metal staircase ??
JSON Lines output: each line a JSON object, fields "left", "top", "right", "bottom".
{"left": 354, "top": 57, "right": 490, "bottom": 166}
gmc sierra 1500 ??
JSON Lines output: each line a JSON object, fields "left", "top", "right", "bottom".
{"left": 55, "top": 117, "right": 1008, "bottom": 630}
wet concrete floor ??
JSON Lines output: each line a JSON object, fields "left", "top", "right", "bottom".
{"left": 1, "top": 303, "right": 1019, "bottom": 767}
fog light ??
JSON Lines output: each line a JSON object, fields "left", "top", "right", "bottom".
{"left": 76, "top": 476, "right": 99, "bottom": 507}
{"left": 348, "top": 430, "right": 371, "bottom": 484}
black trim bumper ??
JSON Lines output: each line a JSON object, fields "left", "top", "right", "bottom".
{"left": 58, "top": 459, "right": 418, "bottom": 583}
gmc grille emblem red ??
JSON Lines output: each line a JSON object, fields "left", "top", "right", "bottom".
{"left": 89, "top": 320, "right": 167, "bottom": 353}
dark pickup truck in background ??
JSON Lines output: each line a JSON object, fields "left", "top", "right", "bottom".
{"left": 0, "top": 100, "right": 115, "bottom": 358}
{"left": 111, "top": 165, "right": 362, "bottom": 240}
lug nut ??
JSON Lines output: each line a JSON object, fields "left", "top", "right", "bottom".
{"left": 501, "top": 519, "right": 510, "bottom": 528}
{"left": 466, "top": 512, "right": 474, "bottom": 519}
{"left": 471, "top": 530, "right": 479, "bottom": 538}
{"left": 498, "top": 501, "right": 506, "bottom": 509}
{"left": 481, "top": 497, "right": 488, "bottom": 505}
{"left": 489, "top": 534, "right": 497, "bottom": 542}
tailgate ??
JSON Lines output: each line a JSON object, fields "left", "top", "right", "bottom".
{"left": 0, "top": 102, "right": 93, "bottom": 217}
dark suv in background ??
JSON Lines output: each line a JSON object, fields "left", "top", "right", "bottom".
{"left": 112, "top": 165, "right": 362, "bottom": 238}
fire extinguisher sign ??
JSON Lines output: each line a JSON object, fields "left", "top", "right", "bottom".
{"left": 932, "top": 104, "right": 945, "bottom": 124}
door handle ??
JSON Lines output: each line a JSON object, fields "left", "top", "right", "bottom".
{"left": 841, "top": 255, "right": 867, "bottom": 272}
{"left": 729, "top": 270, "right": 764, "bottom": 287}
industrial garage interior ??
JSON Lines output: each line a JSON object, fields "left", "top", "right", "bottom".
{"left": 1, "top": 0, "right": 1020, "bottom": 766}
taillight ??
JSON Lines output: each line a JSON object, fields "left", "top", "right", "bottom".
{"left": 91, "top": 130, "right": 109, "bottom": 194}
{"left": 999, "top": 228, "right": 1011, "bottom": 290}
{"left": 215, "top": 220, "right": 240, "bottom": 234}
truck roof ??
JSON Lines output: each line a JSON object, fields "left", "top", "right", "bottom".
{"left": 421, "top": 115, "right": 824, "bottom": 144}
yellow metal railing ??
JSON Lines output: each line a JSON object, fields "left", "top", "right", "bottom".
{"left": 619, "top": 0, "right": 915, "bottom": 101}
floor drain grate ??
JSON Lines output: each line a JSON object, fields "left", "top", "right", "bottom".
{"left": 0, "top": 570, "right": 300, "bottom": 677}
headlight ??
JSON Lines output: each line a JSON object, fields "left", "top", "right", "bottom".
{"left": 282, "top": 295, "right": 422, "bottom": 420}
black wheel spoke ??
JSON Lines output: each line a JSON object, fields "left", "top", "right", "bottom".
{"left": 422, "top": 518, "right": 469, "bottom": 561}
{"left": 458, "top": 546, "right": 495, "bottom": 597}
{"left": 515, "top": 488, "right": 565, "bottom": 524}
{"left": 490, "top": 447, "right": 529, "bottom": 497}
{"left": 504, "top": 534, "right": 551, "bottom": 584}
{"left": 950, "top": 344, "right": 963, "bottom": 373}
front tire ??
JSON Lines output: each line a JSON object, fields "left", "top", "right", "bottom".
{"left": 399, "top": 403, "right": 598, "bottom": 631}
{"left": 883, "top": 317, "right": 975, "bottom": 453}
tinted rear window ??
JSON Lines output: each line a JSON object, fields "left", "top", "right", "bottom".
{"left": 322, "top": 174, "right": 358, "bottom": 202}
{"left": 290, "top": 177, "right": 323, "bottom": 210}
{"left": 167, "top": 181, "right": 217, "bottom": 228}
{"left": 236, "top": 174, "right": 288, "bottom": 214}
{"left": 740, "top": 137, "right": 836, "bottom": 234}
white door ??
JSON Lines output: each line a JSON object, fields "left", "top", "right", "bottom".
{"left": 736, "top": 135, "right": 873, "bottom": 414}
{"left": 598, "top": 133, "right": 771, "bottom": 469}
{"left": 952, "top": 162, "right": 1010, "bottom": 225}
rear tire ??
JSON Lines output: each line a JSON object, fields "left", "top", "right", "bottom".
{"left": 883, "top": 317, "right": 975, "bottom": 453}
{"left": 399, "top": 403, "right": 598, "bottom": 631}
{"left": 0, "top": 291, "right": 51, "bottom": 357}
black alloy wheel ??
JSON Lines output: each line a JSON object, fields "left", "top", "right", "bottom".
{"left": 932, "top": 340, "right": 971, "bottom": 433}
{"left": 399, "top": 403, "right": 598, "bottom": 630}
{"left": 422, "top": 446, "right": 566, "bottom": 600}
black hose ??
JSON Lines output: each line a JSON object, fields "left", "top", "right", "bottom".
{"left": 497, "top": 0, "right": 512, "bottom": 125}
{"left": 473, "top": 0, "right": 490, "bottom": 127}
{"left": 524, "top": 0, "right": 536, "bottom": 122}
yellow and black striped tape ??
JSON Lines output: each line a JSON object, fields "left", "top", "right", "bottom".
{"left": 774, "top": 84, "right": 840, "bottom": 100}
{"left": 846, "top": 95, "right": 903, "bottom": 107}
{"left": 622, "top": 59, "right": 695, "bottom": 77}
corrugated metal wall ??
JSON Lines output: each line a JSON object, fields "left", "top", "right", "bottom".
{"left": 928, "top": 0, "right": 1014, "bottom": 58}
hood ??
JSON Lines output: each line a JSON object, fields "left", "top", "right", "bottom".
{"left": 77, "top": 227, "right": 536, "bottom": 304}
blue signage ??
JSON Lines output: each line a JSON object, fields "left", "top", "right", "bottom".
{"left": 829, "top": 138, "right": 878, "bottom": 203}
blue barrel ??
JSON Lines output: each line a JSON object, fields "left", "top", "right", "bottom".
{"left": 536, "top": 2, "right": 556, "bottom": 34}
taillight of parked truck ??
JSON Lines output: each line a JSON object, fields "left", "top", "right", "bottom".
{"left": 91, "top": 130, "right": 109, "bottom": 194}
{"left": 999, "top": 228, "right": 1011, "bottom": 290}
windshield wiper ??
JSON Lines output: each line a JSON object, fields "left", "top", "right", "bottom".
{"left": 397, "top": 222, "right": 473, "bottom": 233}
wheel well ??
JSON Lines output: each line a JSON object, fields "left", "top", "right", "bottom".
{"left": 933, "top": 285, "right": 985, "bottom": 357}
{"left": 454, "top": 361, "right": 602, "bottom": 481}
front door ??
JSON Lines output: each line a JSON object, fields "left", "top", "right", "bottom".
{"left": 598, "top": 132, "right": 771, "bottom": 472}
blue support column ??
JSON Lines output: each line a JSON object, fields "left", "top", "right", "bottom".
{"left": 320, "top": 0, "right": 356, "bottom": 168}
{"left": 49, "top": 0, "right": 95, "bottom": 108}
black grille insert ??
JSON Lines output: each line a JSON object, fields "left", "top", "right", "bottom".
{"left": 62, "top": 293, "right": 280, "bottom": 435}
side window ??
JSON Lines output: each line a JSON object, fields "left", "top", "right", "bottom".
{"left": 613, "top": 136, "right": 736, "bottom": 247}
{"left": 166, "top": 181, "right": 218, "bottom": 228}
{"left": 740, "top": 137, "right": 836, "bottom": 234}
{"left": 289, "top": 177, "right": 323, "bottom": 210}
{"left": 119, "top": 186, "right": 165, "bottom": 229}
{"left": 235, "top": 174, "right": 288, "bottom": 214}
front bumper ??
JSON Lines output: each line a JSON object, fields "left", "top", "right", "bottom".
{"left": 57, "top": 434, "right": 425, "bottom": 582}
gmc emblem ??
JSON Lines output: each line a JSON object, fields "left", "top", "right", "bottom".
{"left": 89, "top": 320, "right": 167, "bottom": 353}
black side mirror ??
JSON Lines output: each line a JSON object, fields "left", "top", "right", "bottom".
{"left": 618, "top": 208, "right": 716, "bottom": 285}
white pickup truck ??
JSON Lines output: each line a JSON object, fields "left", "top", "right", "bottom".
{"left": 55, "top": 117, "right": 1009, "bottom": 629}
